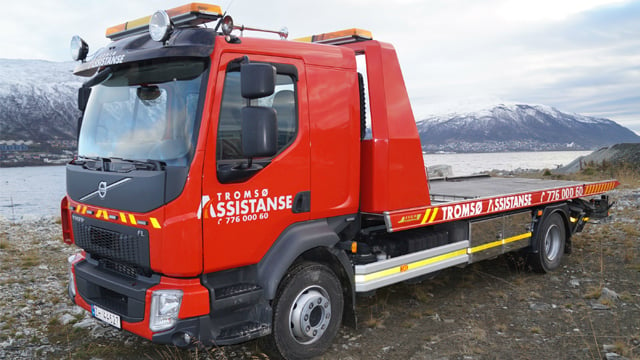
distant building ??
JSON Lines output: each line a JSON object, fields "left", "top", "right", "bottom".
{"left": 0, "top": 144, "right": 29, "bottom": 151}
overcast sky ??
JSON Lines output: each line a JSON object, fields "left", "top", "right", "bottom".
{"left": 3, "top": 0, "right": 639, "bottom": 132}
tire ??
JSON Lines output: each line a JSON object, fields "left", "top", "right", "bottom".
{"left": 260, "top": 262, "right": 344, "bottom": 360}
{"left": 529, "top": 213, "right": 566, "bottom": 273}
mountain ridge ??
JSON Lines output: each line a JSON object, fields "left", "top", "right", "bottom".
{"left": 417, "top": 104, "right": 640, "bottom": 152}
{"left": 0, "top": 59, "right": 81, "bottom": 142}
{"left": 0, "top": 59, "right": 638, "bottom": 160}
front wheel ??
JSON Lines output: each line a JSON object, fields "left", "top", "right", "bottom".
{"left": 261, "top": 262, "right": 344, "bottom": 360}
{"left": 529, "top": 213, "right": 566, "bottom": 273}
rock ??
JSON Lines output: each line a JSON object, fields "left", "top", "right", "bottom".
{"left": 73, "top": 318, "right": 95, "bottom": 329}
{"left": 427, "top": 164, "right": 453, "bottom": 178}
{"left": 59, "top": 313, "right": 76, "bottom": 325}
{"left": 529, "top": 303, "right": 551, "bottom": 311}
{"left": 601, "top": 288, "right": 620, "bottom": 301}
{"left": 604, "top": 352, "right": 629, "bottom": 360}
{"left": 591, "top": 302, "right": 610, "bottom": 310}
{"left": 0, "top": 339, "right": 13, "bottom": 347}
{"left": 555, "top": 143, "right": 640, "bottom": 174}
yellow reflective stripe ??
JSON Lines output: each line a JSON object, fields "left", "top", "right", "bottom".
{"left": 421, "top": 209, "right": 432, "bottom": 224}
{"left": 128, "top": 214, "right": 137, "bottom": 225}
{"left": 503, "top": 232, "right": 531, "bottom": 245}
{"left": 356, "top": 248, "right": 467, "bottom": 283}
{"left": 150, "top": 217, "right": 161, "bottom": 229}
{"left": 420, "top": 207, "right": 439, "bottom": 224}
{"left": 469, "top": 239, "right": 503, "bottom": 254}
{"left": 408, "top": 248, "right": 466, "bottom": 271}
{"left": 429, "top": 208, "right": 439, "bottom": 222}
{"left": 356, "top": 267, "right": 400, "bottom": 283}
{"left": 95, "top": 210, "right": 108, "bottom": 220}
{"left": 469, "top": 232, "right": 532, "bottom": 254}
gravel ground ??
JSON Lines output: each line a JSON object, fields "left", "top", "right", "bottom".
{"left": 1, "top": 187, "right": 639, "bottom": 359}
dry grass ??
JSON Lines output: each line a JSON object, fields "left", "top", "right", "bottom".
{"left": 19, "top": 249, "right": 40, "bottom": 269}
{"left": 527, "top": 160, "right": 640, "bottom": 187}
{"left": 0, "top": 232, "right": 8, "bottom": 250}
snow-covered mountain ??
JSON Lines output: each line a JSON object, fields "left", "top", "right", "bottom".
{"left": 0, "top": 59, "right": 81, "bottom": 141}
{"left": 1, "top": 59, "right": 638, "bottom": 153}
{"left": 417, "top": 104, "right": 640, "bottom": 152}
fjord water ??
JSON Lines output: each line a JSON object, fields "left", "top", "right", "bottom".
{"left": 423, "top": 150, "right": 590, "bottom": 177}
{"left": 0, "top": 151, "right": 590, "bottom": 220}
{"left": 1, "top": 165, "right": 66, "bottom": 221}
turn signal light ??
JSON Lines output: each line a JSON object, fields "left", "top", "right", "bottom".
{"left": 106, "top": 3, "right": 223, "bottom": 40}
{"left": 294, "top": 28, "right": 372, "bottom": 45}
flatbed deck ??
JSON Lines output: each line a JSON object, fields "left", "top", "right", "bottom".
{"left": 384, "top": 175, "right": 619, "bottom": 232}
{"left": 430, "top": 176, "right": 592, "bottom": 203}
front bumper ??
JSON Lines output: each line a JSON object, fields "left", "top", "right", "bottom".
{"left": 69, "top": 254, "right": 210, "bottom": 344}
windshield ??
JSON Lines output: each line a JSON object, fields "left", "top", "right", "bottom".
{"left": 78, "top": 60, "right": 208, "bottom": 165}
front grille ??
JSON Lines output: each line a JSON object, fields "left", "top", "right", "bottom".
{"left": 74, "top": 259, "right": 158, "bottom": 322}
{"left": 99, "top": 257, "right": 138, "bottom": 278}
{"left": 72, "top": 216, "right": 150, "bottom": 272}
{"left": 99, "top": 287, "right": 128, "bottom": 314}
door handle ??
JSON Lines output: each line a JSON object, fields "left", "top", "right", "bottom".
{"left": 292, "top": 191, "right": 311, "bottom": 213}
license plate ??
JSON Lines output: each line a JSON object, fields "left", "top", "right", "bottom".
{"left": 92, "top": 305, "right": 121, "bottom": 329}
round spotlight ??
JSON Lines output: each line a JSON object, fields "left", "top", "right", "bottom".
{"left": 149, "top": 10, "right": 172, "bottom": 42}
{"left": 221, "top": 15, "right": 234, "bottom": 36}
{"left": 70, "top": 35, "right": 89, "bottom": 62}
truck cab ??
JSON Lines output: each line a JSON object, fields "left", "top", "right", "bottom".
{"left": 63, "top": 4, "right": 367, "bottom": 356}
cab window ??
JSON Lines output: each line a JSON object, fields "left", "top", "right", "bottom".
{"left": 216, "top": 69, "right": 297, "bottom": 162}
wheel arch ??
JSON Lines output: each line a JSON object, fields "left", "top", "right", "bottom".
{"left": 256, "top": 218, "right": 357, "bottom": 328}
{"left": 531, "top": 203, "right": 571, "bottom": 254}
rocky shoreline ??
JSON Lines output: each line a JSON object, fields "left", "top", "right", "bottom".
{"left": 1, "top": 186, "right": 639, "bottom": 359}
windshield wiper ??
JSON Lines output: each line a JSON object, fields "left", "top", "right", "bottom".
{"left": 110, "top": 158, "right": 165, "bottom": 172}
{"left": 73, "top": 156, "right": 164, "bottom": 172}
{"left": 73, "top": 156, "right": 106, "bottom": 171}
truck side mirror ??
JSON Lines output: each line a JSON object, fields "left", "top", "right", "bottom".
{"left": 78, "top": 87, "right": 91, "bottom": 112}
{"left": 77, "top": 87, "right": 91, "bottom": 139}
{"left": 241, "top": 106, "right": 277, "bottom": 158}
{"left": 241, "top": 63, "right": 276, "bottom": 99}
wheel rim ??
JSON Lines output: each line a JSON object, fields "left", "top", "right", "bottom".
{"left": 544, "top": 223, "right": 562, "bottom": 262}
{"left": 288, "top": 285, "right": 332, "bottom": 345}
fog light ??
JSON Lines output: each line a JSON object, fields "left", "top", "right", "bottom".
{"left": 149, "top": 290, "right": 183, "bottom": 332}
{"left": 172, "top": 331, "right": 193, "bottom": 347}
{"left": 149, "top": 10, "right": 172, "bottom": 42}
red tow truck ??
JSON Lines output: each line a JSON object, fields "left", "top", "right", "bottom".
{"left": 61, "top": 3, "right": 619, "bottom": 359}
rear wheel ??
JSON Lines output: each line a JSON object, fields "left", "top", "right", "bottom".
{"left": 261, "top": 262, "right": 343, "bottom": 360}
{"left": 529, "top": 213, "right": 566, "bottom": 273}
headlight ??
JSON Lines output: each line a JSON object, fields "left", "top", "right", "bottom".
{"left": 149, "top": 290, "right": 183, "bottom": 332}
{"left": 149, "top": 10, "right": 172, "bottom": 42}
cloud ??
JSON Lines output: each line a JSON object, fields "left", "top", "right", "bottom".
{"left": 403, "top": 1, "right": 640, "bottom": 132}
{"left": 1, "top": 0, "right": 638, "bottom": 131}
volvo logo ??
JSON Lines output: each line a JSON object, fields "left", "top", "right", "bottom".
{"left": 79, "top": 178, "right": 132, "bottom": 202}
{"left": 98, "top": 181, "right": 108, "bottom": 199}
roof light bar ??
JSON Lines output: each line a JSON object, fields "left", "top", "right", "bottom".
{"left": 106, "top": 3, "right": 223, "bottom": 41}
{"left": 294, "top": 28, "right": 372, "bottom": 45}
